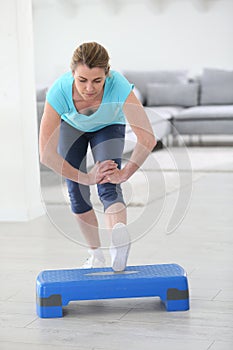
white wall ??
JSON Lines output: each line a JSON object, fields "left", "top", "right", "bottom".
{"left": 0, "top": 0, "right": 44, "bottom": 221}
{"left": 32, "top": 0, "right": 233, "bottom": 87}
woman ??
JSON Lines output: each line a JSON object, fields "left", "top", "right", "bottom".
{"left": 39, "top": 42, "right": 156, "bottom": 271}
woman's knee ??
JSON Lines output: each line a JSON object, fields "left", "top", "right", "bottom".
{"left": 97, "top": 183, "right": 125, "bottom": 211}
{"left": 66, "top": 179, "right": 92, "bottom": 214}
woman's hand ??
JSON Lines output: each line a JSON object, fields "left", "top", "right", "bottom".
{"left": 87, "top": 160, "right": 118, "bottom": 185}
{"left": 99, "top": 167, "right": 127, "bottom": 185}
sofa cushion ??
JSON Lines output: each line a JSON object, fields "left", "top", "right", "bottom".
{"left": 173, "top": 119, "right": 233, "bottom": 135}
{"left": 133, "top": 86, "right": 144, "bottom": 104}
{"left": 126, "top": 107, "right": 172, "bottom": 141}
{"left": 174, "top": 105, "right": 233, "bottom": 121}
{"left": 146, "top": 82, "right": 199, "bottom": 107}
{"left": 36, "top": 87, "right": 48, "bottom": 102}
{"left": 123, "top": 70, "right": 189, "bottom": 103}
{"left": 145, "top": 106, "right": 184, "bottom": 121}
{"left": 144, "top": 107, "right": 172, "bottom": 124}
{"left": 201, "top": 68, "right": 233, "bottom": 105}
{"left": 37, "top": 101, "right": 45, "bottom": 122}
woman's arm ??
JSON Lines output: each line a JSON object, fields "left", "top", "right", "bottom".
{"left": 103, "top": 91, "right": 156, "bottom": 184}
{"left": 39, "top": 102, "right": 117, "bottom": 185}
{"left": 122, "top": 91, "right": 156, "bottom": 181}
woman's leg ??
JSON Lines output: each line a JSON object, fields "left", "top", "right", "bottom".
{"left": 90, "top": 124, "right": 130, "bottom": 271}
{"left": 90, "top": 124, "right": 127, "bottom": 228}
{"left": 58, "top": 121, "right": 101, "bottom": 250}
{"left": 104, "top": 202, "right": 127, "bottom": 229}
{"left": 74, "top": 209, "right": 101, "bottom": 249}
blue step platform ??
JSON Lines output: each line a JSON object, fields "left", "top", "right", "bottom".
{"left": 36, "top": 264, "right": 189, "bottom": 318}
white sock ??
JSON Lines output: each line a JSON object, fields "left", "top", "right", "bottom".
{"left": 89, "top": 248, "right": 105, "bottom": 262}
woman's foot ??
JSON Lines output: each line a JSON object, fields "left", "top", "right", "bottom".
{"left": 110, "top": 223, "right": 131, "bottom": 272}
{"left": 81, "top": 248, "right": 105, "bottom": 268}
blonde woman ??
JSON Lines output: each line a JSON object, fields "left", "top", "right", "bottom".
{"left": 39, "top": 42, "right": 156, "bottom": 271}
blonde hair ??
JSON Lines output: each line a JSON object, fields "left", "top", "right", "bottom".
{"left": 70, "top": 42, "right": 110, "bottom": 75}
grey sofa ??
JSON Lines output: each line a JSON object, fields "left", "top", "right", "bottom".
{"left": 123, "top": 68, "right": 233, "bottom": 146}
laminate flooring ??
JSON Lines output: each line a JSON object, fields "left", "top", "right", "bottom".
{"left": 0, "top": 147, "right": 232, "bottom": 350}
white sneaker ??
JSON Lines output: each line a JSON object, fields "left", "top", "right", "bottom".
{"left": 81, "top": 248, "right": 105, "bottom": 269}
{"left": 110, "top": 223, "right": 131, "bottom": 272}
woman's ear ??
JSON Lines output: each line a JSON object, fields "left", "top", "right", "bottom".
{"left": 105, "top": 65, "right": 110, "bottom": 76}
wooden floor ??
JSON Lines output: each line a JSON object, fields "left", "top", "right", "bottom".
{"left": 0, "top": 147, "right": 232, "bottom": 350}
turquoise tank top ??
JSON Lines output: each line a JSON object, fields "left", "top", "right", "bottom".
{"left": 46, "top": 70, "right": 134, "bottom": 132}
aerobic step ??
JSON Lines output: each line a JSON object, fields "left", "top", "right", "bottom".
{"left": 36, "top": 263, "right": 189, "bottom": 318}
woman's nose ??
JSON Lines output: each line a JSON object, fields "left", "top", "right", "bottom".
{"left": 86, "top": 82, "right": 94, "bottom": 91}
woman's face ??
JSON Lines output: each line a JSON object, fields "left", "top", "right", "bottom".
{"left": 73, "top": 64, "right": 106, "bottom": 101}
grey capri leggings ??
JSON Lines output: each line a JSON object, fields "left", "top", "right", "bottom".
{"left": 58, "top": 120, "right": 126, "bottom": 214}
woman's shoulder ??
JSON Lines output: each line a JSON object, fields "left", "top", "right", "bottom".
{"left": 108, "top": 70, "right": 133, "bottom": 91}
{"left": 105, "top": 70, "right": 133, "bottom": 102}
{"left": 107, "top": 70, "right": 131, "bottom": 88}
{"left": 46, "top": 72, "right": 73, "bottom": 114}
{"left": 108, "top": 70, "right": 125, "bottom": 81}
{"left": 50, "top": 71, "right": 73, "bottom": 91}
